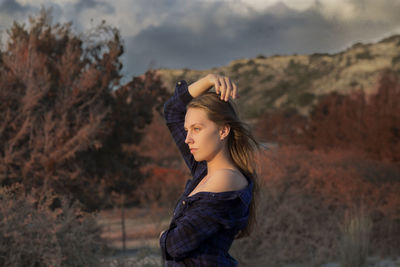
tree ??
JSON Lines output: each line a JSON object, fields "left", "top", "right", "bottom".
{"left": 0, "top": 9, "right": 169, "bottom": 209}
{"left": 127, "top": 109, "right": 185, "bottom": 170}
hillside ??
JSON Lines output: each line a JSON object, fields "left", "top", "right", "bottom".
{"left": 155, "top": 35, "right": 400, "bottom": 120}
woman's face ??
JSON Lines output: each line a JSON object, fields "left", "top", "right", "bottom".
{"left": 184, "top": 108, "right": 224, "bottom": 162}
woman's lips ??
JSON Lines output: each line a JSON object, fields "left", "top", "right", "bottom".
{"left": 190, "top": 148, "right": 198, "bottom": 153}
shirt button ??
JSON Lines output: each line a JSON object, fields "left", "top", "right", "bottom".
{"left": 177, "top": 81, "right": 182, "bottom": 86}
{"left": 182, "top": 200, "right": 186, "bottom": 205}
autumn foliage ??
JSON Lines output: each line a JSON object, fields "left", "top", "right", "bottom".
{"left": 256, "top": 70, "right": 400, "bottom": 163}
{"left": 242, "top": 69, "right": 400, "bottom": 264}
{"left": 127, "top": 109, "right": 184, "bottom": 170}
{"left": 0, "top": 10, "right": 169, "bottom": 265}
{"left": 231, "top": 146, "right": 400, "bottom": 265}
{"left": 0, "top": 11, "right": 168, "bottom": 209}
{"left": 302, "top": 71, "right": 400, "bottom": 162}
{"left": 125, "top": 110, "right": 190, "bottom": 213}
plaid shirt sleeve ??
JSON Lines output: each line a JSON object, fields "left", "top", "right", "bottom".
{"left": 163, "top": 80, "right": 206, "bottom": 177}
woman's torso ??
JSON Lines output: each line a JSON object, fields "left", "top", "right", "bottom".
{"left": 164, "top": 168, "right": 252, "bottom": 266}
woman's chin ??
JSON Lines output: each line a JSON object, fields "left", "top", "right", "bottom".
{"left": 193, "top": 154, "right": 204, "bottom": 162}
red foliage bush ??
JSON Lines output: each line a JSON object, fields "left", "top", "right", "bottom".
{"left": 254, "top": 107, "right": 307, "bottom": 145}
{"left": 261, "top": 146, "right": 400, "bottom": 219}
{"left": 231, "top": 145, "right": 400, "bottom": 265}
{"left": 255, "top": 70, "right": 400, "bottom": 163}
{"left": 302, "top": 71, "right": 400, "bottom": 162}
{"left": 243, "top": 69, "right": 400, "bottom": 264}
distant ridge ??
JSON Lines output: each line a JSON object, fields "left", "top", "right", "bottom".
{"left": 155, "top": 35, "right": 400, "bottom": 119}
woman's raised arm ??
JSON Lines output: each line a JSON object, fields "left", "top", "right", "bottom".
{"left": 188, "top": 74, "right": 238, "bottom": 101}
{"left": 163, "top": 74, "right": 238, "bottom": 177}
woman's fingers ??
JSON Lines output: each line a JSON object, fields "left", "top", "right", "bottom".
{"left": 223, "top": 77, "right": 231, "bottom": 101}
{"left": 214, "top": 77, "right": 221, "bottom": 95}
{"left": 209, "top": 74, "right": 237, "bottom": 101}
{"left": 232, "top": 81, "right": 238, "bottom": 99}
{"left": 219, "top": 77, "right": 228, "bottom": 100}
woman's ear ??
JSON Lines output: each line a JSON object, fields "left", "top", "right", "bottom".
{"left": 219, "top": 124, "right": 231, "bottom": 140}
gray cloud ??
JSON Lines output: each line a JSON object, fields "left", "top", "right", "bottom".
{"left": 122, "top": 0, "right": 400, "bottom": 76}
{"left": 1, "top": 0, "right": 400, "bottom": 78}
{"left": 0, "top": 0, "right": 30, "bottom": 13}
{"left": 0, "top": 0, "right": 37, "bottom": 40}
{"left": 72, "top": 0, "right": 114, "bottom": 15}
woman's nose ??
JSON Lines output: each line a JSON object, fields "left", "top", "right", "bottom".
{"left": 185, "top": 132, "right": 193, "bottom": 144}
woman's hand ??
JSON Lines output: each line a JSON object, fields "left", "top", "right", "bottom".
{"left": 206, "top": 74, "right": 238, "bottom": 101}
{"left": 188, "top": 74, "right": 238, "bottom": 101}
{"left": 159, "top": 230, "right": 165, "bottom": 238}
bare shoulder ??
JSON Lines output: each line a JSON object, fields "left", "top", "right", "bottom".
{"left": 204, "top": 169, "right": 248, "bottom": 193}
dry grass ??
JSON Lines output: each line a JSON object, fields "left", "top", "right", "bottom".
{"left": 340, "top": 205, "right": 373, "bottom": 267}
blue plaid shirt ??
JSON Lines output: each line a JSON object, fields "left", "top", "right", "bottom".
{"left": 159, "top": 80, "right": 253, "bottom": 266}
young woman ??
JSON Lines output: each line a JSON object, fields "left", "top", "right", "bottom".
{"left": 159, "top": 74, "right": 260, "bottom": 266}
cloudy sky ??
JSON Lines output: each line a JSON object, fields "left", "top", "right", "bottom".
{"left": 1, "top": 0, "right": 400, "bottom": 80}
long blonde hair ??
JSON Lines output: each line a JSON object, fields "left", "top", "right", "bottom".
{"left": 187, "top": 92, "right": 260, "bottom": 238}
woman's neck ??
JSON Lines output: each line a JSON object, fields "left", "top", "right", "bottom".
{"left": 206, "top": 146, "right": 236, "bottom": 174}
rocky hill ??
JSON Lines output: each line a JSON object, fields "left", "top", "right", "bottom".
{"left": 155, "top": 35, "right": 400, "bottom": 120}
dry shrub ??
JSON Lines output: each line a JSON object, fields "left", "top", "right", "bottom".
{"left": 340, "top": 205, "right": 373, "bottom": 267}
{"left": 0, "top": 184, "right": 105, "bottom": 267}
{"left": 230, "top": 145, "right": 400, "bottom": 266}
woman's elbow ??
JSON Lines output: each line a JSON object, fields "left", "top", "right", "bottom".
{"left": 166, "top": 235, "right": 199, "bottom": 260}
{"left": 166, "top": 245, "right": 193, "bottom": 261}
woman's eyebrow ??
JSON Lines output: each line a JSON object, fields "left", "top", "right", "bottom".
{"left": 184, "top": 123, "right": 205, "bottom": 130}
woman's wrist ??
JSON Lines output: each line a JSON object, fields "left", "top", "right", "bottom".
{"left": 188, "top": 75, "right": 214, "bottom": 98}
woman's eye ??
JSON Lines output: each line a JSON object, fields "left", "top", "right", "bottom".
{"left": 194, "top": 128, "right": 200, "bottom": 131}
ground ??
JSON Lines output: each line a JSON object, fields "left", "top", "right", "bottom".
{"left": 96, "top": 207, "right": 400, "bottom": 267}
